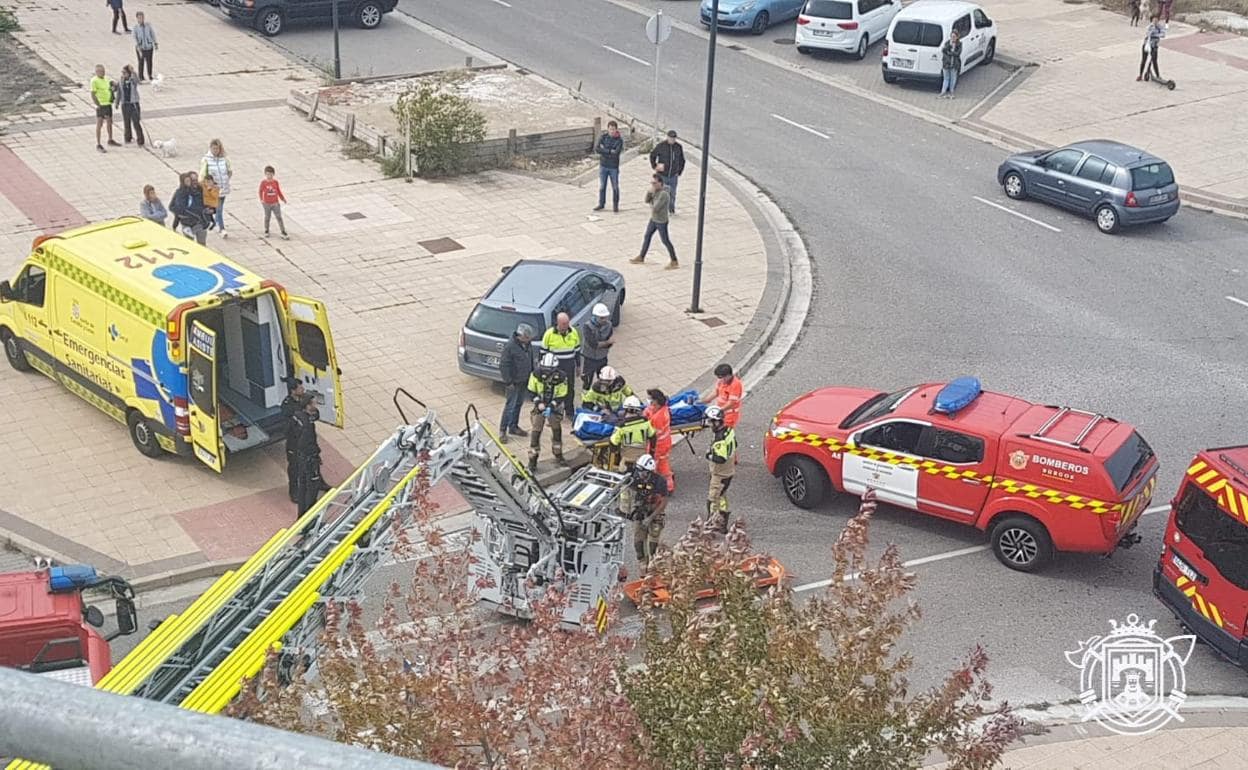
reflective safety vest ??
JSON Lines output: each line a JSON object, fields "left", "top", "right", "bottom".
{"left": 709, "top": 427, "right": 737, "bottom": 466}
{"left": 610, "top": 416, "right": 656, "bottom": 449}
{"left": 541, "top": 327, "right": 580, "bottom": 366}
{"left": 583, "top": 382, "right": 633, "bottom": 412}
{"left": 527, "top": 371, "right": 568, "bottom": 401}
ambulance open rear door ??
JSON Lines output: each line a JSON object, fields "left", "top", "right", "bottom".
{"left": 187, "top": 320, "right": 225, "bottom": 472}
{"left": 286, "top": 296, "right": 344, "bottom": 428}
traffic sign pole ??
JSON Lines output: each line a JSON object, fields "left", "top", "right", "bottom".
{"left": 645, "top": 11, "right": 673, "bottom": 142}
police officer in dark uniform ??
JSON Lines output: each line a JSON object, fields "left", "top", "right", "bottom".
{"left": 281, "top": 378, "right": 305, "bottom": 503}
{"left": 294, "top": 393, "right": 332, "bottom": 516}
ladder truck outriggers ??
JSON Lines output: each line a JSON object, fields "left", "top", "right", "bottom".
{"left": 5, "top": 390, "right": 628, "bottom": 770}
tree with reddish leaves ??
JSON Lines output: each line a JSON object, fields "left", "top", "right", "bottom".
{"left": 623, "top": 492, "right": 1022, "bottom": 770}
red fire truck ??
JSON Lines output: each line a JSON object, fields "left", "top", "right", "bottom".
{"left": 0, "top": 565, "right": 138, "bottom": 686}
{"left": 1155, "top": 447, "right": 1248, "bottom": 668}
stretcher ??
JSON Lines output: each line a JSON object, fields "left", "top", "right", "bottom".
{"left": 575, "top": 421, "right": 706, "bottom": 470}
{"left": 622, "top": 555, "right": 789, "bottom": 607}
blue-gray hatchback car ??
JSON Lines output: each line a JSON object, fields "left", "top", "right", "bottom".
{"left": 997, "top": 140, "right": 1179, "bottom": 234}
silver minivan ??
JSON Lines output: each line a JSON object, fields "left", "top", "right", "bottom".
{"left": 458, "top": 260, "right": 625, "bottom": 382}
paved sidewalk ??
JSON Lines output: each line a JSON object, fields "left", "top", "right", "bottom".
{"left": 0, "top": 2, "right": 778, "bottom": 583}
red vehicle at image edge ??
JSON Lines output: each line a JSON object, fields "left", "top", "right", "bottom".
{"left": 763, "top": 377, "right": 1159, "bottom": 572}
{"left": 1155, "top": 447, "right": 1248, "bottom": 668}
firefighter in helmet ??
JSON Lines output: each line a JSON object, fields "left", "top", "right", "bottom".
{"left": 527, "top": 351, "right": 569, "bottom": 473}
{"left": 627, "top": 453, "right": 669, "bottom": 568}
{"left": 705, "top": 405, "right": 737, "bottom": 533}
{"left": 581, "top": 365, "right": 634, "bottom": 422}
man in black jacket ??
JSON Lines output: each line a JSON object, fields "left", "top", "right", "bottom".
{"left": 649, "top": 129, "right": 685, "bottom": 214}
{"left": 594, "top": 120, "right": 624, "bottom": 213}
{"left": 169, "top": 171, "right": 208, "bottom": 245}
{"left": 294, "top": 393, "right": 332, "bottom": 516}
{"left": 281, "top": 377, "right": 305, "bottom": 503}
{"left": 498, "top": 323, "right": 534, "bottom": 443}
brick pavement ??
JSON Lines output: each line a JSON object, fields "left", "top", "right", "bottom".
{"left": 0, "top": 2, "right": 775, "bottom": 581}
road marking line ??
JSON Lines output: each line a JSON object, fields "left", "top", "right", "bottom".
{"left": 770, "top": 113, "right": 831, "bottom": 139}
{"left": 972, "top": 195, "right": 1062, "bottom": 233}
{"left": 791, "top": 504, "right": 1170, "bottom": 594}
{"left": 602, "top": 45, "right": 652, "bottom": 66}
{"left": 1226, "top": 295, "right": 1248, "bottom": 310}
{"left": 487, "top": 0, "right": 512, "bottom": 6}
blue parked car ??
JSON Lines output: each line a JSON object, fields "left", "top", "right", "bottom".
{"left": 700, "top": 0, "right": 806, "bottom": 35}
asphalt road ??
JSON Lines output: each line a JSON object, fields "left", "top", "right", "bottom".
{"left": 119, "top": 1, "right": 1248, "bottom": 706}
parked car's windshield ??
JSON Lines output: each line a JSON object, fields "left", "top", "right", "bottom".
{"left": 805, "top": 0, "right": 853, "bottom": 19}
{"left": 892, "top": 21, "right": 944, "bottom": 47}
{"left": 467, "top": 306, "right": 543, "bottom": 339}
{"left": 1131, "top": 162, "right": 1175, "bottom": 190}
{"left": 1175, "top": 484, "right": 1248, "bottom": 590}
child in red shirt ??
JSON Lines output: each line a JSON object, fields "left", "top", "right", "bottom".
{"left": 258, "top": 165, "right": 288, "bottom": 239}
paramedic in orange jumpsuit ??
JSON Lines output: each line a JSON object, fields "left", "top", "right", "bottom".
{"left": 702, "top": 363, "right": 743, "bottom": 428}
{"left": 644, "top": 388, "right": 675, "bottom": 493}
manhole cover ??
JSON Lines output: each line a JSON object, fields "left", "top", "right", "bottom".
{"left": 774, "top": 38, "right": 793, "bottom": 45}
{"left": 418, "top": 237, "right": 464, "bottom": 254}
{"left": 698, "top": 316, "right": 726, "bottom": 328}
{"left": 342, "top": 211, "right": 367, "bottom": 221}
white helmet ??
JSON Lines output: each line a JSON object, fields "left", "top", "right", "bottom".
{"left": 539, "top": 352, "right": 558, "bottom": 369}
{"left": 622, "top": 395, "right": 644, "bottom": 411}
{"left": 592, "top": 303, "right": 611, "bottom": 319}
{"left": 705, "top": 406, "right": 724, "bottom": 422}
{"left": 596, "top": 365, "right": 618, "bottom": 382}
{"left": 636, "top": 453, "right": 657, "bottom": 472}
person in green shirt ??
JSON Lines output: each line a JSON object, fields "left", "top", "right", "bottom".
{"left": 90, "top": 64, "right": 119, "bottom": 153}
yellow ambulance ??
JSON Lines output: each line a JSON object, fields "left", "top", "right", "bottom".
{"left": 0, "top": 217, "right": 343, "bottom": 472}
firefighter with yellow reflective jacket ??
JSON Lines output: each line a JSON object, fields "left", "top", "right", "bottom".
{"left": 581, "top": 365, "right": 633, "bottom": 421}
{"left": 627, "top": 453, "right": 669, "bottom": 569}
{"left": 527, "top": 352, "right": 569, "bottom": 473}
{"left": 705, "top": 405, "right": 737, "bottom": 533}
{"left": 609, "top": 395, "right": 656, "bottom": 468}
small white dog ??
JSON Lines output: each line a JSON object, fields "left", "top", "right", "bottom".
{"left": 149, "top": 73, "right": 165, "bottom": 92}
{"left": 151, "top": 138, "right": 178, "bottom": 158}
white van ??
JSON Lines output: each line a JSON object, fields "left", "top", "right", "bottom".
{"left": 881, "top": 1, "right": 997, "bottom": 85}
{"left": 795, "top": 0, "right": 902, "bottom": 60}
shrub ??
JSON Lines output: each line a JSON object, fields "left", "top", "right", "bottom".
{"left": 385, "top": 82, "right": 487, "bottom": 178}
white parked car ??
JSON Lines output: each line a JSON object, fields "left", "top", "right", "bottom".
{"left": 881, "top": 0, "right": 997, "bottom": 85}
{"left": 795, "top": 0, "right": 903, "bottom": 60}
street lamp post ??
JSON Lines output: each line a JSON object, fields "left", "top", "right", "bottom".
{"left": 689, "top": 0, "right": 719, "bottom": 314}
{"left": 331, "top": 0, "right": 342, "bottom": 80}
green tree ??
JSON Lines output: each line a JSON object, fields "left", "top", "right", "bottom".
{"left": 624, "top": 492, "right": 1021, "bottom": 770}
{"left": 387, "top": 82, "right": 487, "bottom": 177}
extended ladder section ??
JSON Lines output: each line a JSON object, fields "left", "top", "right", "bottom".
{"left": 1029, "top": 407, "right": 1106, "bottom": 451}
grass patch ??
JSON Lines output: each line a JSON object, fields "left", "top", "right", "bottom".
{"left": 0, "top": 7, "right": 19, "bottom": 33}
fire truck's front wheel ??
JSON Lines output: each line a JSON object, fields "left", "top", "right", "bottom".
{"left": 990, "top": 515, "right": 1053, "bottom": 572}
{"left": 779, "top": 456, "right": 827, "bottom": 510}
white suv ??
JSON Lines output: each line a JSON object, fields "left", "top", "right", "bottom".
{"left": 795, "top": 0, "right": 902, "bottom": 60}
{"left": 881, "top": 1, "right": 997, "bottom": 85}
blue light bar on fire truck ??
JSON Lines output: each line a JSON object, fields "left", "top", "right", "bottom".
{"left": 933, "top": 377, "right": 982, "bottom": 415}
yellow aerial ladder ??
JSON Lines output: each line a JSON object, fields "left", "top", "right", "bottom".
{"left": 6, "top": 391, "right": 629, "bottom": 770}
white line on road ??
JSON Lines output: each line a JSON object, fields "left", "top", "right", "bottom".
{"left": 770, "top": 113, "right": 831, "bottom": 139}
{"left": 602, "top": 45, "right": 651, "bottom": 66}
{"left": 1226, "top": 295, "right": 1248, "bottom": 310}
{"left": 487, "top": 0, "right": 512, "bottom": 6}
{"left": 972, "top": 195, "right": 1062, "bottom": 233}
{"left": 791, "top": 503, "right": 1171, "bottom": 594}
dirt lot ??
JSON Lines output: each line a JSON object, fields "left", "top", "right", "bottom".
{"left": 0, "top": 31, "right": 71, "bottom": 120}
{"left": 317, "top": 67, "right": 609, "bottom": 141}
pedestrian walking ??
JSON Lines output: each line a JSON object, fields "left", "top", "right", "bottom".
{"left": 629, "top": 175, "right": 678, "bottom": 269}
{"left": 1129, "top": 0, "right": 1142, "bottom": 26}
{"left": 201, "top": 174, "right": 221, "bottom": 231}
{"left": 1138, "top": 16, "right": 1166, "bottom": 81}
{"left": 139, "top": 184, "right": 167, "bottom": 225}
{"left": 90, "top": 64, "right": 120, "bottom": 153}
{"left": 498, "top": 323, "right": 535, "bottom": 443}
{"left": 118, "top": 64, "right": 144, "bottom": 147}
{"left": 579, "top": 302, "right": 615, "bottom": 390}
{"left": 1158, "top": 0, "right": 1173, "bottom": 22}
{"left": 527, "top": 352, "right": 570, "bottom": 473}
{"left": 704, "top": 405, "right": 737, "bottom": 533}
{"left": 281, "top": 378, "right": 306, "bottom": 503}
{"left": 701, "top": 362, "right": 743, "bottom": 429}
{"left": 593, "top": 120, "right": 624, "bottom": 212}
{"left": 644, "top": 388, "right": 675, "bottom": 493}
{"left": 169, "top": 171, "right": 208, "bottom": 245}
{"left": 294, "top": 393, "right": 332, "bottom": 516}
{"left": 258, "top": 165, "right": 289, "bottom": 239}
{"left": 541, "top": 311, "right": 580, "bottom": 413}
{"left": 133, "top": 11, "right": 157, "bottom": 80}
{"left": 626, "top": 454, "right": 669, "bottom": 569}
{"left": 199, "top": 139, "right": 233, "bottom": 237}
{"left": 939, "top": 29, "right": 963, "bottom": 98}
{"left": 107, "top": 0, "right": 129, "bottom": 34}
{"left": 648, "top": 129, "right": 686, "bottom": 214}
{"left": 608, "top": 395, "right": 657, "bottom": 472}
